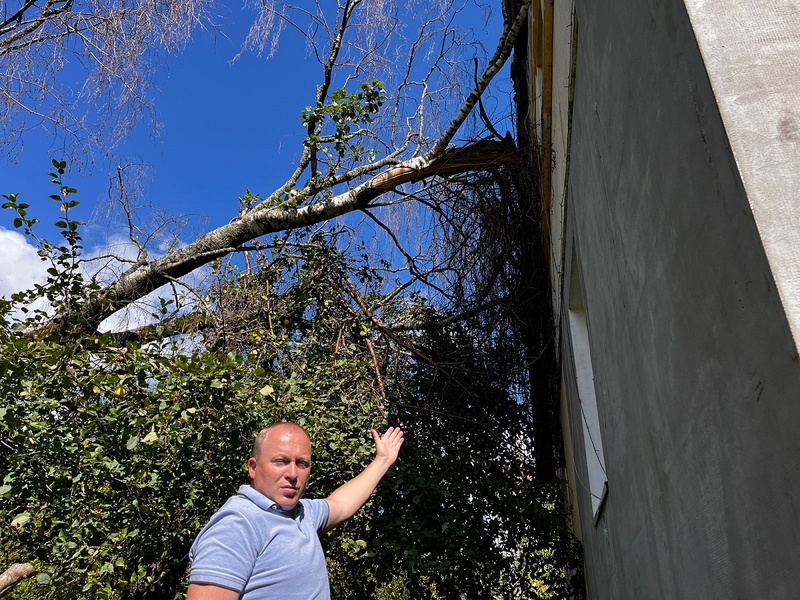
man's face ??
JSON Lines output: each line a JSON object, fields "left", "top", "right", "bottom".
{"left": 248, "top": 424, "right": 312, "bottom": 511}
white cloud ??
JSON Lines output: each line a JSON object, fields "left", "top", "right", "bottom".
{"left": 0, "top": 228, "right": 49, "bottom": 299}
{"left": 0, "top": 228, "right": 210, "bottom": 333}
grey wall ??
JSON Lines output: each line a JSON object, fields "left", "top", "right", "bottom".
{"left": 565, "top": 0, "right": 800, "bottom": 598}
{"left": 685, "top": 0, "right": 800, "bottom": 345}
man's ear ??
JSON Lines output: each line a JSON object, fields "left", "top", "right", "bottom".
{"left": 247, "top": 457, "right": 257, "bottom": 478}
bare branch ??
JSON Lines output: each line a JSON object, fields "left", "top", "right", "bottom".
{"left": 389, "top": 297, "right": 507, "bottom": 331}
{"left": 422, "top": 0, "right": 529, "bottom": 161}
{"left": 0, "top": 0, "right": 216, "bottom": 157}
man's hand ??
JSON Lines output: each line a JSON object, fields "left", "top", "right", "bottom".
{"left": 372, "top": 426, "right": 404, "bottom": 466}
{"left": 325, "top": 426, "right": 405, "bottom": 531}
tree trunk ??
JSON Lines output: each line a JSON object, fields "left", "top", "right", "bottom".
{"left": 36, "top": 137, "right": 520, "bottom": 337}
{"left": 0, "top": 563, "right": 36, "bottom": 597}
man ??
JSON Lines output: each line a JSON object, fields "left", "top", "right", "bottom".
{"left": 186, "top": 422, "right": 404, "bottom": 599}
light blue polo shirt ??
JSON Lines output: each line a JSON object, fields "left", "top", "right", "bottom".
{"left": 189, "top": 485, "right": 331, "bottom": 599}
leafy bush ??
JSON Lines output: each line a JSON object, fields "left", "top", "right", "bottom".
{"left": 1, "top": 168, "right": 582, "bottom": 598}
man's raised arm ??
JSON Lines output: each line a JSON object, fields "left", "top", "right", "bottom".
{"left": 324, "top": 427, "right": 404, "bottom": 531}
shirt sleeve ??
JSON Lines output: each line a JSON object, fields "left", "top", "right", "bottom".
{"left": 189, "top": 508, "right": 260, "bottom": 592}
{"left": 304, "top": 498, "right": 331, "bottom": 533}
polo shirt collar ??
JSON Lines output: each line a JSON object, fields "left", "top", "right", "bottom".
{"left": 237, "top": 484, "right": 304, "bottom": 518}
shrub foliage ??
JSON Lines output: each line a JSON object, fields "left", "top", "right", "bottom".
{"left": 0, "top": 170, "right": 581, "bottom": 598}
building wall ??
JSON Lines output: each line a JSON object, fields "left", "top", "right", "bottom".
{"left": 544, "top": 0, "right": 575, "bottom": 332}
{"left": 561, "top": 0, "right": 800, "bottom": 598}
{"left": 685, "top": 0, "right": 800, "bottom": 345}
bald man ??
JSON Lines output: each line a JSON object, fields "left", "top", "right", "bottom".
{"left": 187, "top": 423, "right": 404, "bottom": 599}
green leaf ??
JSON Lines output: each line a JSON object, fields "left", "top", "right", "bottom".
{"left": 259, "top": 384, "right": 275, "bottom": 397}
{"left": 0, "top": 484, "right": 11, "bottom": 495}
{"left": 36, "top": 573, "right": 52, "bottom": 585}
{"left": 126, "top": 436, "right": 140, "bottom": 450}
{"left": 11, "top": 512, "right": 32, "bottom": 527}
{"left": 142, "top": 429, "right": 159, "bottom": 444}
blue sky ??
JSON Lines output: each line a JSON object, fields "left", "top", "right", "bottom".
{"left": 0, "top": 7, "right": 320, "bottom": 235}
{"left": 0, "top": 6, "right": 330, "bottom": 304}
{"left": 0, "top": 1, "right": 508, "bottom": 309}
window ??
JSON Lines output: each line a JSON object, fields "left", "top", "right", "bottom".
{"left": 567, "top": 247, "right": 608, "bottom": 521}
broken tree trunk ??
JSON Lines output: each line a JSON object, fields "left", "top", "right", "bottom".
{"left": 35, "top": 137, "right": 520, "bottom": 337}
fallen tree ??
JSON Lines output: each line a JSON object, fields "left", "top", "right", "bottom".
{"left": 26, "top": 0, "right": 531, "bottom": 336}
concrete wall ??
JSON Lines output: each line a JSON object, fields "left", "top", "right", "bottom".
{"left": 563, "top": 0, "right": 800, "bottom": 597}
{"left": 685, "top": 0, "right": 800, "bottom": 347}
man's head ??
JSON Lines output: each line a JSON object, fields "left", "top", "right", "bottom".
{"left": 248, "top": 422, "right": 312, "bottom": 511}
